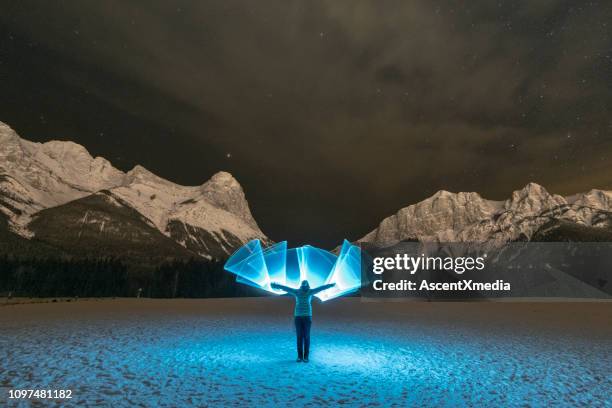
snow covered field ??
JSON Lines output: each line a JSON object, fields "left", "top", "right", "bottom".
{"left": 1, "top": 298, "right": 610, "bottom": 407}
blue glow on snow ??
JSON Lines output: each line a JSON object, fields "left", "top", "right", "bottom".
{"left": 225, "top": 239, "right": 363, "bottom": 300}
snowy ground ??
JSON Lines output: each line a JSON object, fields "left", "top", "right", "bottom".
{"left": 1, "top": 298, "right": 610, "bottom": 407}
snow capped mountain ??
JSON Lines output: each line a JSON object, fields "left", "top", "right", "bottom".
{"left": 112, "top": 166, "right": 266, "bottom": 259}
{"left": 360, "top": 182, "right": 612, "bottom": 248}
{"left": 0, "top": 122, "right": 124, "bottom": 234}
{"left": 0, "top": 121, "right": 267, "bottom": 258}
{"left": 360, "top": 190, "right": 503, "bottom": 245}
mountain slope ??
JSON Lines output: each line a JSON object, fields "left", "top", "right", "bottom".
{"left": 532, "top": 217, "right": 612, "bottom": 242}
{"left": 28, "top": 191, "right": 197, "bottom": 263}
{"left": 0, "top": 210, "right": 68, "bottom": 258}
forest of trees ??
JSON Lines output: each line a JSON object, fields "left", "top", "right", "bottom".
{"left": 0, "top": 256, "right": 260, "bottom": 298}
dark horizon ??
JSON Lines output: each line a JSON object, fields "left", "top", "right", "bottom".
{"left": 2, "top": 1, "right": 611, "bottom": 247}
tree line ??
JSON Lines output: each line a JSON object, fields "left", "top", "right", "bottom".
{"left": 0, "top": 255, "right": 260, "bottom": 298}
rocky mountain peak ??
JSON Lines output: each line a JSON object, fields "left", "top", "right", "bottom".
{"left": 573, "top": 189, "right": 612, "bottom": 208}
{"left": 207, "top": 171, "right": 240, "bottom": 186}
{"left": 124, "top": 165, "right": 171, "bottom": 187}
{"left": 510, "top": 182, "right": 548, "bottom": 199}
{"left": 0, "top": 122, "right": 19, "bottom": 142}
{"left": 127, "top": 164, "right": 153, "bottom": 177}
{"left": 199, "top": 171, "right": 259, "bottom": 229}
{"left": 0, "top": 122, "right": 27, "bottom": 163}
{"left": 39, "top": 139, "right": 91, "bottom": 160}
{"left": 504, "top": 182, "right": 566, "bottom": 215}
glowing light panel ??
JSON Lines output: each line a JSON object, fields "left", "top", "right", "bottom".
{"left": 225, "top": 240, "right": 363, "bottom": 301}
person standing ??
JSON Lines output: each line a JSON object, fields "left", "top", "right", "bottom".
{"left": 271, "top": 280, "right": 335, "bottom": 362}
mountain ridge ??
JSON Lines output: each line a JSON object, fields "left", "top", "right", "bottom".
{"left": 360, "top": 182, "right": 612, "bottom": 248}
{"left": 0, "top": 121, "right": 267, "bottom": 259}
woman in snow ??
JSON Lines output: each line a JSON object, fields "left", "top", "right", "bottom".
{"left": 270, "top": 280, "right": 335, "bottom": 363}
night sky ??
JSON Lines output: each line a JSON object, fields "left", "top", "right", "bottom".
{"left": 1, "top": 1, "right": 611, "bottom": 247}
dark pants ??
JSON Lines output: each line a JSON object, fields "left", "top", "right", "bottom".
{"left": 294, "top": 316, "right": 312, "bottom": 359}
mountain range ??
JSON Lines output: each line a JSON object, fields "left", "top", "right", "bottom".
{"left": 1, "top": 120, "right": 612, "bottom": 265}
{"left": 0, "top": 121, "right": 267, "bottom": 262}
{"left": 359, "top": 182, "right": 612, "bottom": 249}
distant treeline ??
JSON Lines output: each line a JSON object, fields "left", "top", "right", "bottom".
{"left": 0, "top": 256, "right": 260, "bottom": 298}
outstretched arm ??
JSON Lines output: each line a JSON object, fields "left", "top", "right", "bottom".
{"left": 310, "top": 283, "right": 336, "bottom": 294}
{"left": 271, "top": 282, "right": 297, "bottom": 294}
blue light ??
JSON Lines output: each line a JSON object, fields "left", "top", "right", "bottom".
{"left": 225, "top": 240, "right": 363, "bottom": 301}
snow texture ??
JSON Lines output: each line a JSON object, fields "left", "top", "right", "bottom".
{"left": 1, "top": 298, "right": 610, "bottom": 407}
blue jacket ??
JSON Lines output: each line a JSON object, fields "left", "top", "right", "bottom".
{"left": 271, "top": 283, "right": 335, "bottom": 316}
